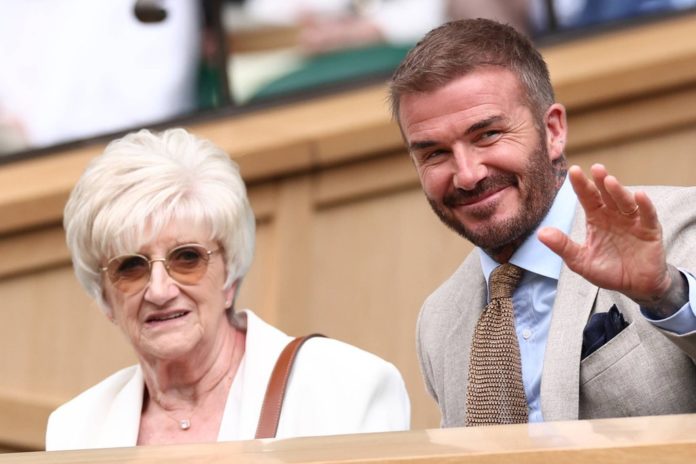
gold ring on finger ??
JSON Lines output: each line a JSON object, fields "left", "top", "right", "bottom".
{"left": 620, "top": 204, "right": 639, "bottom": 216}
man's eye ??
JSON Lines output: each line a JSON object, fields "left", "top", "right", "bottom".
{"left": 424, "top": 149, "right": 447, "bottom": 161}
{"left": 478, "top": 130, "right": 501, "bottom": 142}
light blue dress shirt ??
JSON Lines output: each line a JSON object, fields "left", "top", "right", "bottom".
{"left": 478, "top": 177, "right": 696, "bottom": 422}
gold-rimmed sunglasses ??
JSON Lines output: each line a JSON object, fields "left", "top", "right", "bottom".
{"left": 101, "top": 243, "right": 220, "bottom": 294}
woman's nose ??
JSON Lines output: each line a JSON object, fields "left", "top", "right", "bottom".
{"left": 144, "top": 260, "right": 179, "bottom": 304}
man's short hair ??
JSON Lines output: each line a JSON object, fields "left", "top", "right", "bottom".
{"left": 389, "top": 18, "right": 555, "bottom": 126}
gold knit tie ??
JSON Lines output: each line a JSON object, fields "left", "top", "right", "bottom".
{"left": 465, "top": 263, "right": 528, "bottom": 426}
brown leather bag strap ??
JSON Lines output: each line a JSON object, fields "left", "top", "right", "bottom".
{"left": 255, "top": 333, "right": 325, "bottom": 439}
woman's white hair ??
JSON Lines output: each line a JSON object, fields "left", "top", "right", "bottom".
{"left": 64, "top": 128, "right": 255, "bottom": 313}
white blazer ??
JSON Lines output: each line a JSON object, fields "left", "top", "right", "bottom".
{"left": 46, "top": 310, "right": 410, "bottom": 450}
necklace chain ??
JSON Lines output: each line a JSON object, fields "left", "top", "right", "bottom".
{"left": 160, "top": 409, "right": 192, "bottom": 431}
{"left": 149, "top": 329, "right": 243, "bottom": 432}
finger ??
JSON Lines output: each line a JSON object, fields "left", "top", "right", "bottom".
{"left": 568, "top": 165, "right": 604, "bottom": 215}
{"left": 538, "top": 226, "right": 584, "bottom": 271}
{"left": 635, "top": 190, "right": 660, "bottom": 230}
{"left": 590, "top": 164, "right": 619, "bottom": 212}
{"left": 603, "top": 174, "right": 639, "bottom": 217}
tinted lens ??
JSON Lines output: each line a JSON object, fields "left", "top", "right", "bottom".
{"left": 103, "top": 245, "right": 215, "bottom": 293}
{"left": 106, "top": 254, "right": 150, "bottom": 292}
{"left": 167, "top": 245, "right": 210, "bottom": 283}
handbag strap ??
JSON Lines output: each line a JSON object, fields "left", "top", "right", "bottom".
{"left": 255, "top": 333, "right": 325, "bottom": 439}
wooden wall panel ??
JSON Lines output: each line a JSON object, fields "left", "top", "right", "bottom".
{"left": 234, "top": 217, "right": 277, "bottom": 326}
{"left": 0, "top": 268, "right": 134, "bottom": 400}
{"left": 567, "top": 126, "right": 696, "bottom": 186}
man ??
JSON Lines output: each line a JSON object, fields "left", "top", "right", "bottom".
{"left": 389, "top": 18, "right": 696, "bottom": 426}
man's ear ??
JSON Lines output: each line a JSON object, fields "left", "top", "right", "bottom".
{"left": 544, "top": 103, "right": 568, "bottom": 161}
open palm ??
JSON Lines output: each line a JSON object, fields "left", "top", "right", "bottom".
{"left": 538, "top": 164, "right": 671, "bottom": 304}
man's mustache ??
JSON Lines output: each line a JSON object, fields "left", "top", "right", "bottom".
{"left": 443, "top": 174, "right": 517, "bottom": 207}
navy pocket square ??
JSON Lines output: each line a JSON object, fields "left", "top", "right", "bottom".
{"left": 581, "top": 304, "right": 629, "bottom": 360}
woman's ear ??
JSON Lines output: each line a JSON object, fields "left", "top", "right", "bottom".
{"left": 99, "top": 286, "right": 117, "bottom": 323}
{"left": 100, "top": 300, "right": 116, "bottom": 323}
{"left": 224, "top": 279, "right": 239, "bottom": 309}
{"left": 544, "top": 103, "right": 568, "bottom": 161}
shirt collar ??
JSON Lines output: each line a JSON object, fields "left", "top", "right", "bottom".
{"left": 480, "top": 175, "right": 577, "bottom": 282}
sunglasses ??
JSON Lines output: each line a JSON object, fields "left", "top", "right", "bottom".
{"left": 101, "top": 243, "right": 220, "bottom": 294}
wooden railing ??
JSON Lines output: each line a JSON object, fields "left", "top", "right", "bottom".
{"left": 3, "top": 414, "right": 696, "bottom": 463}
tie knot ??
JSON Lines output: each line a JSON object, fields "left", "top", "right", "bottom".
{"left": 488, "top": 263, "right": 523, "bottom": 299}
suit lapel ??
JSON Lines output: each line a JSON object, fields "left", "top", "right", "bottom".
{"left": 540, "top": 205, "right": 598, "bottom": 421}
{"left": 442, "top": 257, "right": 486, "bottom": 426}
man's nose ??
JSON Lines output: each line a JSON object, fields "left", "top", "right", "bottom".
{"left": 452, "top": 144, "right": 487, "bottom": 190}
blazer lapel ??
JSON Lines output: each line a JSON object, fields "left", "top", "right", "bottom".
{"left": 540, "top": 205, "right": 598, "bottom": 421}
{"left": 442, "top": 257, "right": 487, "bottom": 426}
{"left": 226, "top": 310, "right": 291, "bottom": 440}
{"left": 97, "top": 366, "right": 144, "bottom": 448}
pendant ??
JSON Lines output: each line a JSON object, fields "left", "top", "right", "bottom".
{"left": 179, "top": 419, "right": 191, "bottom": 430}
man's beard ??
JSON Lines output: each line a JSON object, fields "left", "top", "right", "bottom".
{"left": 427, "top": 143, "right": 560, "bottom": 255}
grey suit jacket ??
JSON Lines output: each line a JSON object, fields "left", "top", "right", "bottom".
{"left": 416, "top": 186, "right": 696, "bottom": 426}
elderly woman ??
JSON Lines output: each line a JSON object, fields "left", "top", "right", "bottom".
{"left": 46, "top": 128, "right": 410, "bottom": 450}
